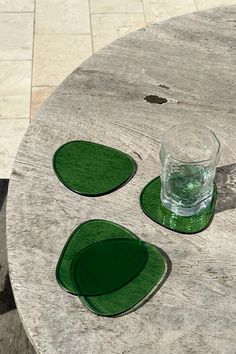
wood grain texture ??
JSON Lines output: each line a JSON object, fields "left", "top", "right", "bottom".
{"left": 6, "top": 6, "right": 236, "bottom": 354}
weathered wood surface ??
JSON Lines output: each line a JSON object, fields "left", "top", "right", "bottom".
{"left": 6, "top": 6, "right": 236, "bottom": 354}
{"left": 0, "top": 181, "right": 35, "bottom": 354}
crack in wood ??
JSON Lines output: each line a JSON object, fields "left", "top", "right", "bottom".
{"left": 133, "top": 151, "right": 142, "bottom": 160}
{"left": 158, "top": 84, "right": 170, "bottom": 89}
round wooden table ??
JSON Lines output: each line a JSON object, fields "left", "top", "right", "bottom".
{"left": 7, "top": 6, "right": 236, "bottom": 354}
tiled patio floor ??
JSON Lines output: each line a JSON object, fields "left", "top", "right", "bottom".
{"left": 0, "top": 0, "right": 235, "bottom": 177}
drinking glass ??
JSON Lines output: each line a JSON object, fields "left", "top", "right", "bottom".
{"left": 160, "top": 124, "right": 220, "bottom": 216}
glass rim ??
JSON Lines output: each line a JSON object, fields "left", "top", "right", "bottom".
{"left": 161, "top": 123, "right": 220, "bottom": 165}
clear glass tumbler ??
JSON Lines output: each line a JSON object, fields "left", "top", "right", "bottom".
{"left": 160, "top": 124, "right": 220, "bottom": 216}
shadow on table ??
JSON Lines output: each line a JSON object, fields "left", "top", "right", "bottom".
{"left": 215, "top": 163, "right": 236, "bottom": 213}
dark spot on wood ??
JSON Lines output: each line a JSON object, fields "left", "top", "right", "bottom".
{"left": 158, "top": 84, "right": 170, "bottom": 89}
{"left": 144, "top": 95, "right": 167, "bottom": 104}
{"left": 133, "top": 151, "right": 142, "bottom": 160}
{"left": 207, "top": 268, "right": 217, "bottom": 274}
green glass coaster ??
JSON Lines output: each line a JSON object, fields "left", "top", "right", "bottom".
{"left": 53, "top": 141, "right": 137, "bottom": 196}
{"left": 80, "top": 241, "right": 167, "bottom": 317}
{"left": 56, "top": 220, "right": 139, "bottom": 294}
{"left": 140, "top": 176, "right": 217, "bottom": 234}
{"left": 56, "top": 219, "right": 169, "bottom": 316}
{"left": 70, "top": 239, "right": 148, "bottom": 296}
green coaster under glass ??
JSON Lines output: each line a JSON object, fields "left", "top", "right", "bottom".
{"left": 53, "top": 141, "right": 137, "bottom": 196}
{"left": 56, "top": 220, "right": 169, "bottom": 316}
{"left": 140, "top": 176, "right": 217, "bottom": 234}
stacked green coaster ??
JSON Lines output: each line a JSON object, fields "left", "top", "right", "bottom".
{"left": 140, "top": 176, "right": 217, "bottom": 234}
{"left": 53, "top": 141, "right": 137, "bottom": 196}
{"left": 56, "top": 220, "right": 168, "bottom": 316}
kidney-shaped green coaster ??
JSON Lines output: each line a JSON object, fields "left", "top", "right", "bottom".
{"left": 53, "top": 141, "right": 137, "bottom": 196}
{"left": 56, "top": 220, "right": 169, "bottom": 316}
{"left": 140, "top": 176, "right": 217, "bottom": 234}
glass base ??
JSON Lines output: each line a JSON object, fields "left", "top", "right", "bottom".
{"left": 160, "top": 189, "right": 213, "bottom": 217}
{"left": 140, "top": 176, "right": 217, "bottom": 234}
